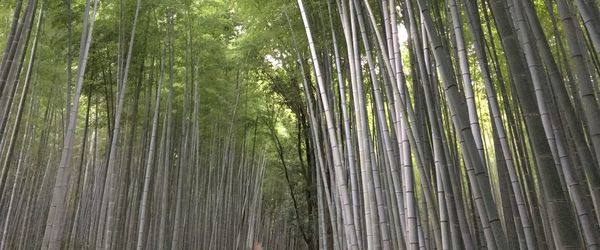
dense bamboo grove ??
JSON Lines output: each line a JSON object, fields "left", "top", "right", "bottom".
{"left": 290, "top": 0, "right": 600, "bottom": 249}
{"left": 0, "top": 0, "right": 302, "bottom": 249}
{"left": 0, "top": 0, "right": 599, "bottom": 249}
